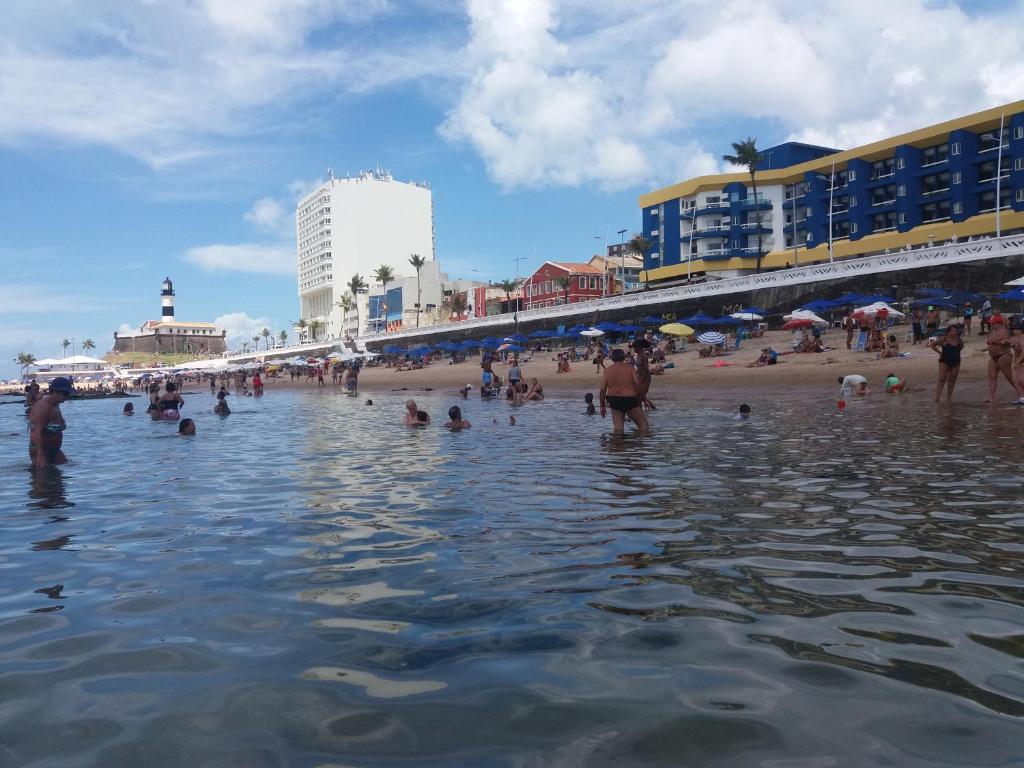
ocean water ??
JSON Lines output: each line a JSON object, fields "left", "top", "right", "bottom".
{"left": 1, "top": 388, "right": 1023, "bottom": 767}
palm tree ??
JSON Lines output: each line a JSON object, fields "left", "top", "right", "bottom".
{"left": 449, "top": 291, "right": 468, "bottom": 320}
{"left": 61, "top": 338, "right": 71, "bottom": 357}
{"left": 409, "top": 254, "right": 426, "bottom": 327}
{"left": 252, "top": 335, "right": 261, "bottom": 353}
{"left": 278, "top": 329, "right": 288, "bottom": 347}
{"left": 346, "top": 274, "right": 367, "bottom": 336}
{"left": 309, "top": 320, "right": 322, "bottom": 342}
{"left": 372, "top": 265, "right": 395, "bottom": 332}
{"left": 723, "top": 137, "right": 764, "bottom": 272}
{"left": 499, "top": 279, "right": 519, "bottom": 314}
{"left": 629, "top": 235, "right": 651, "bottom": 290}
{"left": 556, "top": 276, "right": 572, "bottom": 305}
{"left": 241, "top": 342, "right": 250, "bottom": 354}
{"left": 260, "top": 328, "right": 271, "bottom": 350}
{"left": 16, "top": 352, "right": 37, "bottom": 376}
{"left": 293, "top": 318, "right": 307, "bottom": 343}
{"left": 335, "top": 294, "right": 354, "bottom": 338}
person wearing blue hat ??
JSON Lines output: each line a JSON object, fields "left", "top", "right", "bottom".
{"left": 28, "top": 377, "right": 74, "bottom": 467}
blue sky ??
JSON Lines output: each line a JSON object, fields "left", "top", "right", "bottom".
{"left": 1, "top": 0, "right": 1022, "bottom": 377}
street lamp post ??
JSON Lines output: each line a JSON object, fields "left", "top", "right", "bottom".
{"left": 617, "top": 228, "right": 627, "bottom": 294}
{"left": 686, "top": 204, "right": 697, "bottom": 281}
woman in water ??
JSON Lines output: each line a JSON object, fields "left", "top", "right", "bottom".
{"left": 213, "top": 391, "right": 230, "bottom": 415}
{"left": 404, "top": 399, "right": 429, "bottom": 426}
{"left": 524, "top": 377, "right": 544, "bottom": 401}
{"left": 928, "top": 325, "right": 963, "bottom": 402}
{"left": 1010, "top": 323, "right": 1024, "bottom": 405}
{"left": 985, "top": 322, "right": 1023, "bottom": 403}
{"left": 123, "top": 403, "right": 134, "bottom": 415}
{"left": 178, "top": 418, "right": 196, "bottom": 436}
{"left": 445, "top": 405, "right": 472, "bottom": 430}
{"left": 146, "top": 382, "right": 161, "bottom": 414}
{"left": 155, "top": 382, "right": 184, "bottom": 421}
{"left": 28, "top": 377, "right": 74, "bottom": 467}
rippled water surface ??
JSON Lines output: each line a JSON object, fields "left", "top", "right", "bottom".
{"left": 2, "top": 388, "right": 1023, "bottom": 767}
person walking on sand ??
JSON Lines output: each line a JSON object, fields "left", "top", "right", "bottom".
{"left": 28, "top": 377, "right": 74, "bottom": 468}
{"left": 600, "top": 348, "right": 649, "bottom": 435}
{"left": 929, "top": 325, "right": 963, "bottom": 402}
{"left": 844, "top": 313, "right": 855, "bottom": 349}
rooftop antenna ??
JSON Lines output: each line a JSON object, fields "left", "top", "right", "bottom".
{"left": 326, "top": 166, "right": 334, "bottom": 181}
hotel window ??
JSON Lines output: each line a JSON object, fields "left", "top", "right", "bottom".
{"left": 579, "top": 276, "right": 586, "bottom": 289}
{"left": 922, "top": 144, "right": 948, "bottom": 165}
{"left": 850, "top": 195, "right": 857, "bottom": 207}
{"left": 897, "top": 184, "right": 906, "bottom": 197}
{"left": 897, "top": 157, "right": 905, "bottom": 169}
{"left": 952, "top": 171, "right": 961, "bottom": 185}
{"left": 899, "top": 212, "right": 907, "bottom": 224}
{"left": 1017, "top": 189, "right": 1024, "bottom": 203}
{"left": 953, "top": 202, "right": 963, "bottom": 215}
{"left": 1015, "top": 125, "right": 1024, "bottom": 140}
{"left": 873, "top": 211, "right": 897, "bottom": 231}
{"left": 851, "top": 222, "right": 858, "bottom": 234}
{"left": 951, "top": 142, "right": 960, "bottom": 156}
{"left": 847, "top": 169, "right": 856, "bottom": 182}
{"left": 1015, "top": 158, "right": 1024, "bottom": 171}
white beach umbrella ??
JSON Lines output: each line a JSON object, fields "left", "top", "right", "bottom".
{"left": 579, "top": 328, "right": 604, "bottom": 337}
{"left": 729, "top": 312, "right": 763, "bottom": 321}
{"left": 1006, "top": 275, "right": 1024, "bottom": 286}
{"left": 853, "top": 301, "right": 904, "bottom": 318}
{"left": 696, "top": 331, "right": 727, "bottom": 345}
{"left": 783, "top": 309, "right": 828, "bottom": 325}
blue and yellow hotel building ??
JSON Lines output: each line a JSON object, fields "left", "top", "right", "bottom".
{"left": 639, "top": 101, "right": 1024, "bottom": 284}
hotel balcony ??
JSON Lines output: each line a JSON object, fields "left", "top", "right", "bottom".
{"left": 738, "top": 221, "right": 772, "bottom": 232}
{"left": 739, "top": 197, "right": 772, "bottom": 211}
{"left": 691, "top": 225, "right": 731, "bottom": 238}
{"left": 690, "top": 200, "right": 731, "bottom": 216}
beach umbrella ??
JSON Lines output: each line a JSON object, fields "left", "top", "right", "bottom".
{"left": 799, "top": 299, "right": 836, "bottom": 312}
{"left": 640, "top": 315, "right": 664, "bottom": 325}
{"left": 496, "top": 343, "right": 523, "bottom": 352}
{"left": 1006, "top": 276, "right": 1024, "bottom": 286}
{"left": 995, "top": 288, "right": 1024, "bottom": 301}
{"left": 659, "top": 323, "right": 695, "bottom": 336}
{"left": 782, "top": 318, "right": 813, "bottom": 330}
{"left": 579, "top": 328, "right": 604, "bottom": 337}
{"left": 861, "top": 294, "right": 896, "bottom": 304}
{"left": 730, "top": 312, "right": 763, "bottom": 321}
{"left": 679, "top": 311, "right": 717, "bottom": 325}
{"left": 696, "top": 331, "right": 726, "bottom": 345}
{"left": 909, "top": 299, "right": 957, "bottom": 310}
{"left": 617, "top": 324, "right": 642, "bottom": 332}
{"left": 783, "top": 309, "right": 828, "bottom": 324}
{"left": 382, "top": 345, "right": 404, "bottom": 354}
{"left": 503, "top": 334, "right": 528, "bottom": 342}
{"left": 529, "top": 329, "right": 554, "bottom": 338}
{"left": 739, "top": 306, "right": 769, "bottom": 315}
{"left": 716, "top": 316, "right": 742, "bottom": 326}
{"left": 594, "top": 321, "right": 623, "bottom": 332}
{"left": 852, "top": 301, "right": 904, "bottom": 318}
{"left": 916, "top": 287, "right": 949, "bottom": 297}
{"left": 831, "top": 292, "right": 865, "bottom": 306}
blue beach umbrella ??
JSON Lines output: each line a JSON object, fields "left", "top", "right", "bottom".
{"left": 832, "top": 292, "right": 865, "bottom": 306}
{"left": 680, "top": 311, "right": 717, "bottom": 326}
{"left": 996, "top": 289, "right": 1024, "bottom": 301}
{"left": 617, "top": 324, "right": 641, "bottom": 332}
{"left": 640, "top": 316, "right": 664, "bottom": 325}
{"left": 800, "top": 299, "right": 836, "bottom": 312}
{"left": 594, "top": 321, "right": 623, "bottom": 332}
{"left": 716, "top": 316, "right": 742, "bottom": 326}
{"left": 739, "top": 306, "right": 769, "bottom": 316}
{"left": 860, "top": 294, "right": 896, "bottom": 304}
{"left": 529, "top": 329, "right": 554, "bottom": 338}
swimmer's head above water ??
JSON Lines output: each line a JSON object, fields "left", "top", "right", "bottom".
{"left": 178, "top": 418, "right": 195, "bottom": 436}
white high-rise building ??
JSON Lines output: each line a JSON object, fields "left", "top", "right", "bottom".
{"left": 296, "top": 169, "right": 434, "bottom": 339}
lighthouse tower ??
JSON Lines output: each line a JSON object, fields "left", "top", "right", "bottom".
{"left": 161, "top": 278, "right": 175, "bottom": 320}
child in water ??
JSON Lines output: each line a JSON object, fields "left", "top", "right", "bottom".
{"left": 584, "top": 393, "right": 596, "bottom": 415}
{"left": 178, "top": 419, "right": 196, "bottom": 436}
{"left": 736, "top": 404, "right": 751, "bottom": 419}
{"left": 123, "top": 403, "right": 134, "bottom": 415}
{"left": 214, "top": 392, "right": 230, "bottom": 415}
{"left": 884, "top": 373, "right": 907, "bottom": 393}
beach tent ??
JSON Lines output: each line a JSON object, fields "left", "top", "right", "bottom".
{"left": 730, "top": 312, "right": 763, "bottom": 321}
{"left": 799, "top": 299, "right": 837, "bottom": 313}
{"left": 1006, "top": 276, "right": 1024, "bottom": 286}
{"left": 831, "top": 292, "right": 865, "bottom": 306}
{"left": 859, "top": 294, "right": 896, "bottom": 304}
{"left": 640, "top": 316, "right": 664, "bottom": 325}
{"left": 852, "top": 302, "right": 904, "bottom": 318}
{"left": 739, "top": 306, "right": 769, "bottom": 315}
{"left": 783, "top": 309, "right": 828, "bottom": 325}
{"left": 382, "top": 345, "right": 405, "bottom": 354}
{"left": 594, "top": 321, "right": 624, "bottom": 332}
{"left": 529, "top": 329, "right": 554, "bottom": 338}
{"left": 715, "top": 316, "right": 742, "bottom": 326}
{"left": 679, "top": 311, "right": 717, "bottom": 326}
{"left": 782, "top": 318, "right": 814, "bottom": 330}
{"left": 995, "top": 288, "right": 1024, "bottom": 301}
{"left": 617, "top": 324, "right": 642, "bottom": 333}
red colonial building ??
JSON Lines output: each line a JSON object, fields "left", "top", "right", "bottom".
{"left": 524, "top": 262, "right": 607, "bottom": 310}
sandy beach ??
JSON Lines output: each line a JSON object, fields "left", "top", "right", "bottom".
{"left": 264, "top": 329, "right": 1010, "bottom": 405}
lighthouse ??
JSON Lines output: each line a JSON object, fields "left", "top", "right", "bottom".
{"left": 161, "top": 277, "right": 175, "bottom": 320}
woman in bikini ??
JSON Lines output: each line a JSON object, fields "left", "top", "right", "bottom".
{"left": 928, "top": 325, "right": 963, "bottom": 402}
{"left": 985, "top": 323, "right": 1024, "bottom": 403}
{"left": 1010, "top": 323, "right": 1024, "bottom": 405}
{"left": 28, "top": 377, "right": 73, "bottom": 467}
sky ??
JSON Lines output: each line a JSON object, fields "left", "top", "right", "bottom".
{"left": 2, "top": 0, "right": 1022, "bottom": 377}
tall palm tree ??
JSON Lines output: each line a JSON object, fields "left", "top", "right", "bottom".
{"left": 629, "top": 235, "right": 651, "bottom": 290}
{"left": 81, "top": 339, "right": 96, "bottom": 354}
{"left": 372, "top": 265, "right": 395, "bottom": 332}
{"left": 335, "top": 294, "right": 354, "bottom": 338}
{"left": 308, "top": 320, "right": 322, "bottom": 342}
{"left": 347, "top": 274, "right": 367, "bottom": 336}
{"left": 61, "top": 338, "right": 71, "bottom": 357}
{"left": 556, "top": 275, "right": 572, "bottom": 305}
{"left": 499, "top": 279, "right": 519, "bottom": 314}
{"left": 723, "top": 137, "right": 764, "bottom": 272}
{"left": 293, "top": 318, "right": 308, "bottom": 343}
{"left": 16, "top": 352, "right": 37, "bottom": 376}
{"left": 252, "top": 335, "right": 261, "bottom": 352}
{"left": 408, "top": 254, "right": 426, "bottom": 327}
{"left": 449, "top": 291, "right": 468, "bottom": 320}
{"left": 279, "top": 329, "right": 288, "bottom": 347}
{"left": 260, "top": 328, "right": 271, "bottom": 350}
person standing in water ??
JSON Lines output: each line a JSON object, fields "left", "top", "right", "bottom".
{"left": 156, "top": 382, "right": 184, "bottom": 420}
{"left": 929, "top": 325, "right": 963, "bottom": 402}
{"left": 599, "top": 348, "right": 649, "bottom": 434}
{"left": 403, "top": 399, "right": 429, "bottom": 426}
{"left": 28, "top": 377, "right": 74, "bottom": 467}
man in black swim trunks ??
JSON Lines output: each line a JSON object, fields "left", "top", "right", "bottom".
{"left": 599, "top": 348, "right": 649, "bottom": 434}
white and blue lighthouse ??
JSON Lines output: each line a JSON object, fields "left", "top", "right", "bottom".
{"left": 161, "top": 277, "right": 175, "bottom": 320}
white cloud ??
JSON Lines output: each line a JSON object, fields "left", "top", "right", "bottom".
{"left": 441, "top": 0, "right": 1024, "bottom": 188}
{"left": 183, "top": 243, "right": 294, "bottom": 275}
{"left": 214, "top": 311, "right": 273, "bottom": 343}
{"left": 244, "top": 197, "right": 288, "bottom": 232}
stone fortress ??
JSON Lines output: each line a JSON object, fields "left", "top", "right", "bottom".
{"left": 111, "top": 278, "right": 227, "bottom": 356}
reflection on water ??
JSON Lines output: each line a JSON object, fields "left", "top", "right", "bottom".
{"left": 1, "top": 389, "right": 1023, "bottom": 766}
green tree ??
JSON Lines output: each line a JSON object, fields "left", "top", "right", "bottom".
{"left": 335, "top": 293, "right": 354, "bottom": 338}
{"left": 409, "top": 254, "right": 426, "bottom": 328}
{"left": 278, "top": 329, "right": 288, "bottom": 347}
{"left": 499, "top": 279, "right": 519, "bottom": 314}
{"left": 308, "top": 320, "right": 322, "bottom": 342}
{"left": 629, "top": 235, "right": 651, "bottom": 290}
{"left": 372, "top": 265, "right": 396, "bottom": 332}
{"left": 81, "top": 339, "right": 96, "bottom": 356}
{"left": 16, "top": 352, "right": 37, "bottom": 376}
{"left": 347, "top": 274, "right": 367, "bottom": 336}
{"left": 449, "top": 291, "right": 468, "bottom": 320}
{"left": 260, "top": 327, "right": 271, "bottom": 349}
{"left": 556, "top": 275, "right": 572, "bottom": 305}
{"left": 723, "top": 137, "right": 764, "bottom": 273}
{"left": 61, "top": 338, "right": 71, "bottom": 356}
{"left": 293, "top": 318, "right": 307, "bottom": 342}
